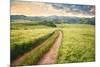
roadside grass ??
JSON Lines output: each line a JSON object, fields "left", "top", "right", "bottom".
{"left": 57, "top": 24, "right": 95, "bottom": 63}
{"left": 11, "top": 29, "right": 56, "bottom": 62}
{"left": 12, "top": 30, "right": 60, "bottom": 66}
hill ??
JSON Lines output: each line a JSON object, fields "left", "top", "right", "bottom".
{"left": 11, "top": 15, "right": 95, "bottom": 25}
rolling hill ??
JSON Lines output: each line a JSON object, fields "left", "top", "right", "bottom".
{"left": 11, "top": 15, "right": 95, "bottom": 25}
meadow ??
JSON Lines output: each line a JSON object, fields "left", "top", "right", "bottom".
{"left": 11, "top": 20, "right": 95, "bottom": 65}
{"left": 57, "top": 24, "right": 95, "bottom": 63}
{"left": 11, "top": 29, "right": 56, "bottom": 61}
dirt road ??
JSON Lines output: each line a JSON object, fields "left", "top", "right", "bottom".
{"left": 38, "top": 31, "right": 63, "bottom": 64}
{"left": 12, "top": 31, "right": 63, "bottom": 66}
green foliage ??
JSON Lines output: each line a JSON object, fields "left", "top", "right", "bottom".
{"left": 41, "top": 20, "right": 57, "bottom": 27}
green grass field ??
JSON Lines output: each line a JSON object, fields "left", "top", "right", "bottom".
{"left": 11, "top": 20, "right": 95, "bottom": 65}
{"left": 57, "top": 24, "right": 95, "bottom": 63}
{"left": 13, "top": 30, "right": 59, "bottom": 65}
{"left": 11, "top": 28, "right": 57, "bottom": 61}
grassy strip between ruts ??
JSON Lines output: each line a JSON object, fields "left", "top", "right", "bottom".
{"left": 12, "top": 30, "right": 60, "bottom": 66}
{"left": 11, "top": 31, "right": 54, "bottom": 62}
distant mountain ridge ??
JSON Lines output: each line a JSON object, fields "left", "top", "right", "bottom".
{"left": 11, "top": 15, "right": 95, "bottom": 25}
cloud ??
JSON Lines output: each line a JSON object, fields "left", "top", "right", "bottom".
{"left": 11, "top": 1, "right": 95, "bottom": 17}
{"left": 48, "top": 3, "right": 95, "bottom": 16}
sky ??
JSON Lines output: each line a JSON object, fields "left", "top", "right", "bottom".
{"left": 11, "top": 0, "right": 95, "bottom": 17}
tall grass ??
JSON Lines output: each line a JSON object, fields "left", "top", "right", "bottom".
{"left": 11, "top": 31, "right": 53, "bottom": 62}
{"left": 11, "top": 21, "right": 58, "bottom": 65}
{"left": 57, "top": 24, "right": 95, "bottom": 63}
{"left": 12, "top": 30, "right": 59, "bottom": 66}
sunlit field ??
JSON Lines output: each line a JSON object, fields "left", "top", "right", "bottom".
{"left": 11, "top": 21, "right": 95, "bottom": 65}
{"left": 57, "top": 24, "right": 95, "bottom": 63}
{"left": 11, "top": 24, "right": 57, "bottom": 62}
{"left": 11, "top": 29, "right": 56, "bottom": 48}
